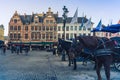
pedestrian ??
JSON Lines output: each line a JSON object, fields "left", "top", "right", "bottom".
{"left": 2, "top": 44, "right": 6, "bottom": 55}
{"left": 53, "top": 42, "right": 57, "bottom": 55}
{"left": 11, "top": 44, "right": 14, "bottom": 53}
{"left": 16, "top": 45, "right": 20, "bottom": 55}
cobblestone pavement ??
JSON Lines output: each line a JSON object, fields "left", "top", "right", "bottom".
{"left": 0, "top": 50, "right": 119, "bottom": 80}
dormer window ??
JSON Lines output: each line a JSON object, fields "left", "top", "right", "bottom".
{"left": 14, "top": 19, "right": 17, "bottom": 23}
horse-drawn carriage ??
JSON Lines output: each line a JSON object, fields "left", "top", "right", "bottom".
{"left": 58, "top": 36, "right": 120, "bottom": 80}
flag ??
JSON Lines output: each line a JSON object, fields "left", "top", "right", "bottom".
{"left": 70, "top": 8, "right": 78, "bottom": 24}
{"left": 85, "top": 18, "right": 92, "bottom": 29}
{"left": 80, "top": 16, "right": 84, "bottom": 28}
{"left": 95, "top": 20, "right": 102, "bottom": 30}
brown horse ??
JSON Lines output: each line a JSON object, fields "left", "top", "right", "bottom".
{"left": 69, "top": 36, "right": 116, "bottom": 80}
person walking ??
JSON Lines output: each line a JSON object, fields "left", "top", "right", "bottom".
{"left": 2, "top": 44, "right": 6, "bottom": 55}
{"left": 16, "top": 45, "right": 20, "bottom": 55}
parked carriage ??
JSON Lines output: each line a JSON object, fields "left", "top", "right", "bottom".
{"left": 58, "top": 36, "right": 120, "bottom": 80}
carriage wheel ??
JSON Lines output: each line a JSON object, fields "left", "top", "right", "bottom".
{"left": 114, "top": 62, "right": 120, "bottom": 71}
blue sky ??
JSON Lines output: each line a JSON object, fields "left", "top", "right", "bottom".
{"left": 1, "top": 0, "right": 120, "bottom": 36}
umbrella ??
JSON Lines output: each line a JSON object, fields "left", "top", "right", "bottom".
{"left": 101, "top": 27, "right": 120, "bottom": 33}
{"left": 107, "top": 24, "right": 120, "bottom": 29}
{"left": 91, "top": 26, "right": 120, "bottom": 33}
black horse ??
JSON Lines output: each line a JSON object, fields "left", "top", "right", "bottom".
{"left": 58, "top": 38, "right": 73, "bottom": 66}
{"left": 69, "top": 36, "right": 116, "bottom": 80}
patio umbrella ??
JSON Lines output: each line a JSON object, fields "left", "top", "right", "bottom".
{"left": 107, "top": 24, "right": 120, "bottom": 29}
{"left": 91, "top": 26, "right": 120, "bottom": 33}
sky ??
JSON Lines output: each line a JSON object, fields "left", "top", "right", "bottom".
{"left": 1, "top": 0, "right": 120, "bottom": 36}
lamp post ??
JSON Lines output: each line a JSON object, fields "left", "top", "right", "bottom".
{"left": 61, "top": 6, "right": 69, "bottom": 61}
{"left": 62, "top": 6, "right": 69, "bottom": 40}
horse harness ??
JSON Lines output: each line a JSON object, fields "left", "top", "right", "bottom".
{"left": 94, "top": 38, "right": 113, "bottom": 56}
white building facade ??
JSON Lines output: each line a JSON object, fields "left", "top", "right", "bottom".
{"left": 57, "top": 17, "right": 94, "bottom": 40}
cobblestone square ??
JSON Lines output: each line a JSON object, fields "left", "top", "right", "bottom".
{"left": 0, "top": 50, "right": 119, "bottom": 80}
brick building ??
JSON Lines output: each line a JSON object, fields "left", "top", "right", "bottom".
{"left": 8, "top": 8, "right": 58, "bottom": 49}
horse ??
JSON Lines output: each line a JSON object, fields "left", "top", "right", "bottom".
{"left": 58, "top": 38, "right": 73, "bottom": 66}
{"left": 69, "top": 36, "right": 116, "bottom": 80}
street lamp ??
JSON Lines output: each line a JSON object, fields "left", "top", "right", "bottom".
{"left": 61, "top": 6, "right": 69, "bottom": 61}
{"left": 62, "top": 6, "right": 69, "bottom": 40}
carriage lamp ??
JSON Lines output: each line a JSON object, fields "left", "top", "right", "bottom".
{"left": 62, "top": 6, "right": 69, "bottom": 40}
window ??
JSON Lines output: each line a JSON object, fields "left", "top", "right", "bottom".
{"left": 25, "top": 34, "right": 28, "bottom": 39}
{"left": 46, "top": 20, "right": 49, "bottom": 23}
{"left": 66, "top": 26, "right": 69, "bottom": 31}
{"left": 66, "top": 33, "right": 69, "bottom": 40}
{"left": 14, "top": 26, "right": 17, "bottom": 30}
{"left": 70, "top": 33, "right": 73, "bottom": 39}
{"left": 50, "top": 20, "right": 53, "bottom": 23}
{"left": 14, "top": 19, "right": 17, "bottom": 23}
{"left": 31, "top": 33, "right": 34, "bottom": 39}
{"left": 18, "top": 26, "right": 21, "bottom": 31}
{"left": 58, "top": 33, "right": 61, "bottom": 38}
{"left": 46, "top": 26, "right": 49, "bottom": 31}
{"left": 46, "top": 32, "right": 49, "bottom": 39}
{"left": 31, "top": 26, "right": 34, "bottom": 30}
{"left": 10, "top": 34, "right": 13, "bottom": 39}
{"left": 10, "top": 26, "right": 13, "bottom": 30}
{"left": 54, "top": 26, "right": 57, "bottom": 31}
{"left": 83, "top": 33, "right": 86, "bottom": 36}
{"left": 35, "top": 26, "right": 37, "bottom": 31}
{"left": 54, "top": 35, "right": 56, "bottom": 39}
{"left": 79, "top": 26, "right": 82, "bottom": 30}
{"left": 109, "top": 33, "right": 111, "bottom": 36}
{"left": 18, "top": 34, "right": 21, "bottom": 38}
{"left": 58, "top": 26, "right": 61, "bottom": 31}
{"left": 75, "top": 26, "right": 77, "bottom": 31}
{"left": 50, "top": 32, "right": 53, "bottom": 39}
{"left": 70, "top": 26, "right": 73, "bottom": 31}
{"left": 35, "top": 33, "right": 37, "bottom": 39}
{"left": 50, "top": 26, "right": 53, "bottom": 31}
{"left": 39, "top": 33, "right": 41, "bottom": 39}
{"left": 14, "top": 34, "right": 17, "bottom": 39}
{"left": 106, "top": 33, "right": 108, "bottom": 36}
{"left": 42, "top": 34, "right": 45, "bottom": 39}
{"left": 83, "top": 26, "right": 86, "bottom": 30}
{"left": 42, "top": 26, "right": 45, "bottom": 31}
{"left": 39, "top": 26, "right": 41, "bottom": 31}
{"left": 25, "top": 26, "right": 28, "bottom": 31}
{"left": 87, "top": 28, "right": 91, "bottom": 31}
